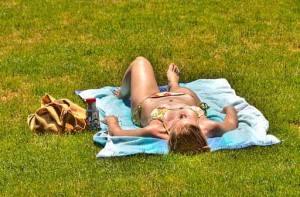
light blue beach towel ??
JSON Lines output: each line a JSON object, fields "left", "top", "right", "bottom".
{"left": 76, "top": 78, "right": 280, "bottom": 158}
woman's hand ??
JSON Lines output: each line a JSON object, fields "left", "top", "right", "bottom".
{"left": 221, "top": 106, "right": 237, "bottom": 114}
{"left": 101, "top": 116, "right": 121, "bottom": 136}
{"left": 101, "top": 116, "right": 119, "bottom": 125}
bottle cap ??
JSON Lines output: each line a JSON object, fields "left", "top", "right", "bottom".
{"left": 86, "top": 98, "right": 96, "bottom": 103}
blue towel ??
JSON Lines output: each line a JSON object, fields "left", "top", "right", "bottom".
{"left": 76, "top": 78, "right": 280, "bottom": 158}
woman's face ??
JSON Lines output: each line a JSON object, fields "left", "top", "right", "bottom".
{"left": 163, "top": 108, "right": 199, "bottom": 132}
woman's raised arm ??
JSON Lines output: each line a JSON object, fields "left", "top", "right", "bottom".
{"left": 201, "top": 106, "right": 238, "bottom": 138}
{"left": 221, "top": 106, "right": 238, "bottom": 131}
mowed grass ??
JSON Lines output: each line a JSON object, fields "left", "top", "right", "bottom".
{"left": 0, "top": 0, "right": 299, "bottom": 196}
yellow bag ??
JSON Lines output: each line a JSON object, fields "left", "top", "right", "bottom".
{"left": 28, "top": 94, "right": 86, "bottom": 134}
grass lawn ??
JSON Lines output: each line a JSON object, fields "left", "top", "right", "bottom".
{"left": 1, "top": 0, "right": 299, "bottom": 196}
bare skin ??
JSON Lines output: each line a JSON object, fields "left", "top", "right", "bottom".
{"left": 103, "top": 56, "right": 238, "bottom": 140}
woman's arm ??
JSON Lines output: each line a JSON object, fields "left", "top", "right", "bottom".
{"left": 102, "top": 116, "right": 168, "bottom": 139}
{"left": 220, "top": 106, "right": 238, "bottom": 132}
{"left": 202, "top": 106, "right": 238, "bottom": 137}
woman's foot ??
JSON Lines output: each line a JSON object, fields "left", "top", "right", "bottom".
{"left": 114, "top": 87, "right": 121, "bottom": 98}
{"left": 167, "top": 63, "right": 180, "bottom": 90}
{"left": 167, "top": 63, "right": 180, "bottom": 82}
{"left": 114, "top": 87, "right": 131, "bottom": 99}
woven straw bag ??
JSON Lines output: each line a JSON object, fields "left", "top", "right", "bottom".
{"left": 28, "top": 94, "right": 86, "bottom": 134}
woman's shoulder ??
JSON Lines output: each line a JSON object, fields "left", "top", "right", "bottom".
{"left": 147, "top": 120, "right": 169, "bottom": 140}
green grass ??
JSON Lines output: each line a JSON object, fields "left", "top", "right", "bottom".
{"left": 1, "top": 0, "right": 300, "bottom": 196}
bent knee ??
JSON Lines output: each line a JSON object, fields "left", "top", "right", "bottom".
{"left": 132, "top": 56, "right": 150, "bottom": 66}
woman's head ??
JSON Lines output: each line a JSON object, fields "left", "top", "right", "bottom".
{"left": 168, "top": 124, "right": 210, "bottom": 154}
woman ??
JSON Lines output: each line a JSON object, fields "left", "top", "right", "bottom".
{"left": 102, "top": 56, "right": 238, "bottom": 154}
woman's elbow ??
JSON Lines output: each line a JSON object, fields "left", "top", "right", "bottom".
{"left": 228, "top": 120, "right": 238, "bottom": 130}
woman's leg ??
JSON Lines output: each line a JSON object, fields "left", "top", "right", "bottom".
{"left": 167, "top": 64, "right": 202, "bottom": 103}
{"left": 117, "top": 56, "right": 160, "bottom": 111}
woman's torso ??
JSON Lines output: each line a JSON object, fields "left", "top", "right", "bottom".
{"left": 138, "top": 93, "right": 201, "bottom": 127}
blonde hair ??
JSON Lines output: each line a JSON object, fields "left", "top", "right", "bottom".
{"left": 168, "top": 124, "right": 210, "bottom": 154}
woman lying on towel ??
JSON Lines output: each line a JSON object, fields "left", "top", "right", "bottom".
{"left": 102, "top": 56, "right": 238, "bottom": 154}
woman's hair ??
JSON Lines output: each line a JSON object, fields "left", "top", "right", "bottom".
{"left": 168, "top": 124, "right": 210, "bottom": 154}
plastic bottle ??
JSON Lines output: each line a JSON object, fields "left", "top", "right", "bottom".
{"left": 86, "top": 98, "right": 100, "bottom": 131}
